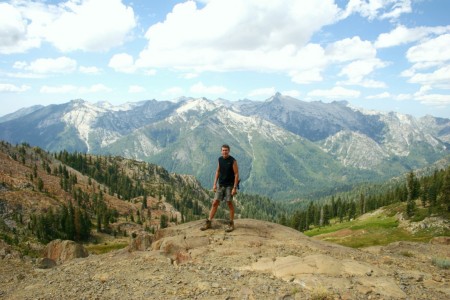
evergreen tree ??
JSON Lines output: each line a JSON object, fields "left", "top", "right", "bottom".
{"left": 442, "top": 167, "right": 450, "bottom": 211}
{"left": 160, "top": 214, "right": 168, "bottom": 229}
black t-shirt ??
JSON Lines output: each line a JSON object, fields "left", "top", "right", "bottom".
{"left": 218, "top": 155, "right": 235, "bottom": 187}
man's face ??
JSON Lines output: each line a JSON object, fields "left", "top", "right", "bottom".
{"left": 221, "top": 147, "right": 230, "bottom": 158}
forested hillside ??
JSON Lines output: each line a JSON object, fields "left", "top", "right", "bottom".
{"left": 282, "top": 163, "right": 450, "bottom": 233}
{"left": 0, "top": 141, "right": 285, "bottom": 254}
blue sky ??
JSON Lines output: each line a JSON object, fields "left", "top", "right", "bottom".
{"left": 0, "top": 0, "right": 449, "bottom": 118}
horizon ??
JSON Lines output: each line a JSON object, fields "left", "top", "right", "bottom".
{"left": 1, "top": 0, "right": 449, "bottom": 118}
{"left": 2, "top": 93, "right": 448, "bottom": 120}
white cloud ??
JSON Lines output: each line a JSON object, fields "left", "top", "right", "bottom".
{"left": 406, "top": 34, "right": 450, "bottom": 63}
{"left": 136, "top": 0, "right": 339, "bottom": 75}
{"left": 2, "top": 0, "right": 136, "bottom": 53}
{"left": 45, "top": 0, "right": 136, "bottom": 52}
{"left": 326, "top": 36, "right": 376, "bottom": 62}
{"left": 79, "top": 66, "right": 100, "bottom": 74}
{"left": 338, "top": 58, "right": 388, "bottom": 87}
{"left": 308, "top": 86, "right": 361, "bottom": 99}
{"left": 0, "top": 83, "right": 30, "bottom": 93}
{"left": 129, "top": 85, "right": 145, "bottom": 93}
{"left": 414, "top": 92, "right": 450, "bottom": 106}
{"left": 366, "top": 92, "right": 413, "bottom": 101}
{"left": 13, "top": 57, "right": 77, "bottom": 74}
{"left": 40, "top": 83, "right": 111, "bottom": 94}
{"left": 408, "top": 65, "right": 450, "bottom": 89}
{"left": 341, "top": 0, "right": 411, "bottom": 21}
{"left": 248, "top": 87, "right": 276, "bottom": 98}
{"left": 375, "top": 25, "right": 450, "bottom": 48}
{"left": 109, "top": 53, "right": 136, "bottom": 73}
{"left": 190, "top": 82, "right": 227, "bottom": 94}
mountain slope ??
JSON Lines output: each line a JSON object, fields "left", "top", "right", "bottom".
{"left": 0, "top": 95, "right": 448, "bottom": 200}
{"left": 102, "top": 98, "right": 375, "bottom": 199}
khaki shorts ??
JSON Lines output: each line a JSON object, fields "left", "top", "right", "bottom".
{"left": 214, "top": 185, "right": 233, "bottom": 202}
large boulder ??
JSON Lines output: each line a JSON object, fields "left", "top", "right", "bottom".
{"left": 43, "top": 239, "right": 88, "bottom": 264}
{"left": 128, "top": 232, "right": 153, "bottom": 251}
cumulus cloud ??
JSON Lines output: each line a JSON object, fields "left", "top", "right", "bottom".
{"left": 13, "top": 57, "right": 77, "bottom": 74}
{"left": 79, "top": 66, "right": 101, "bottom": 74}
{"left": 1, "top": 0, "right": 136, "bottom": 53}
{"left": 0, "top": 83, "right": 30, "bottom": 93}
{"left": 401, "top": 35, "right": 450, "bottom": 91}
{"left": 408, "top": 65, "right": 450, "bottom": 89}
{"left": 308, "top": 86, "right": 361, "bottom": 99}
{"left": 406, "top": 34, "right": 450, "bottom": 64}
{"left": 0, "top": 3, "right": 39, "bottom": 54}
{"left": 338, "top": 58, "right": 388, "bottom": 87}
{"left": 414, "top": 92, "right": 450, "bottom": 106}
{"left": 341, "top": 0, "right": 412, "bottom": 21}
{"left": 375, "top": 25, "right": 450, "bottom": 48}
{"left": 326, "top": 36, "right": 376, "bottom": 62}
{"left": 136, "top": 0, "right": 340, "bottom": 79}
{"left": 109, "top": 53, "right": 136, "bottom": 73}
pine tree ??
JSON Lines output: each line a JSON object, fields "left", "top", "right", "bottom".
{"left": 160, "top": 214, "right": 168, "bottom": 229}
{"left": 442, "top": 167, "right": 450, "bottom": 211}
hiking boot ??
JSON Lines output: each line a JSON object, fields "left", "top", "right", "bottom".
{"left": 200, "top": 219, "right": 212, "bottom": 231}
{"left": 225, "top": 220, "right": 234, "bottom": 232}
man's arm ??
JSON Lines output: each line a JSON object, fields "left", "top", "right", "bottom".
{"left": 232, "top": 160, "right": 239, "bottom": 195}
{"left": 213, "top": 162, "right": 220, "bottom": 192}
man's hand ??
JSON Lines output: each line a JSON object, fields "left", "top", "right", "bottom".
{"left": 231, "top": 187, "right": 237, "bottom": 196}
{"left": 213, "top": 184, "right": 217, "bottom": 192}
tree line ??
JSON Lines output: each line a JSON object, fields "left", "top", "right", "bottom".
{"left": 281, "top": 166, "right": 450, "bottom": 232}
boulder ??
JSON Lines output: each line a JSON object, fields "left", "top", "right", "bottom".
{"left": 430, "top": 236, "right": 450, "bottom": 245}
{"left": 36, "top": 257, "right": 56, "bottom": 269}
{"left": 43, "top": 239, "right": 88, "bottom": 264}
{"left": 129, "top": 232, "right": 153, "bottom": 251}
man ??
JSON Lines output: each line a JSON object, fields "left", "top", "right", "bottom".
{"left": 201, "top": 144, "right": 239, "bottom": 232}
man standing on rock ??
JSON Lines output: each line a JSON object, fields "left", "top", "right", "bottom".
{"left": 201, "top": 144, "right": 239, "bottom": 232}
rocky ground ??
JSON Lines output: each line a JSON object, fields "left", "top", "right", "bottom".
{"left": 0, "top": 219, "right": 449, "bottom": 299}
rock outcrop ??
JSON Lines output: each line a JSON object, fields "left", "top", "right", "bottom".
{"left": 0, "top": 219, "right": 448, "bottom": 299}
{"left": 43, "top": 239, "right": 89, "bottom": 264}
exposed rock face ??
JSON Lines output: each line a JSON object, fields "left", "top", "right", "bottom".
{"left": 43, "top": 239, "right": 89, "bottom": 264}
{"left": 128, "top": 232, "right": 153, "bottom": 251}
{"left": 1, "top": 219, "right": 449, "bottom": 299}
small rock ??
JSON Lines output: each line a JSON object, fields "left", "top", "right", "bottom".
{"left": 36, "top": 257, "right": 56, "bottom": 269}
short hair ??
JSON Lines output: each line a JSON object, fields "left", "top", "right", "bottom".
{"left": 221, "top": 144, "right": 230, "bottom": 150}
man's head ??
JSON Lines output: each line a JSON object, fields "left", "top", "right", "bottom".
{"left": 221, "top": 144, "right": 230, "bottom": 158}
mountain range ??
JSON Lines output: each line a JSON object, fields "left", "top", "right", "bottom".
{"left": 1, "top": 93, "right": 449, "bottom": 200}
